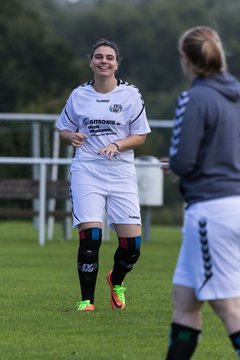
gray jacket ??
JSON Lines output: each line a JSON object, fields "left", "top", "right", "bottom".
{"left": 169, "top": 72, "right": 240, "bottom": 207}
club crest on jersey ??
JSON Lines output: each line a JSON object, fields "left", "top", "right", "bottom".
{"left": 82, "top": 116, "right": 90, "bottom": 126}
{"left": 109, "top": 104, "right": 122, "bottom": 113}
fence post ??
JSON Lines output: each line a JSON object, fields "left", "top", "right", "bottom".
{"left": 39, "top": 163, "right": 47, "bottom": 246}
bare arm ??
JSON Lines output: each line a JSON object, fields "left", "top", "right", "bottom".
{"left": 113, "top": 134, "right": 147, "bottom": 151}
{"left": 98, "top": 134, "right": 147, "bottom": 159}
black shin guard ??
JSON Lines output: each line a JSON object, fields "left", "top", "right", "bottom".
{"left": 230, "top": 331, "right": 240, "bottom": 357}
{"left": 111, "top": 236, "right": 141, "bottom": 286}
{"left": 165, "top": 323, "right": 201, "bottom": 360}
{"left": 77, "top": 228, "right": 102, "bottom": 304}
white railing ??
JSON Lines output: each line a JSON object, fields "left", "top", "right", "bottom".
{"left": 0, "top": 157, "right": 71, "bottom": 246}
{"left": 0, "top": 113, "right": 173, "bottom": 245}
{"left": 0, "top": 157, "right": 165, "bottom": 246}
{"left": 0, "top": 112, "right": 174, "bottom": 128}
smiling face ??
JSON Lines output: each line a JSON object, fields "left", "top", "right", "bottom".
{"left": 90, "top": 45, "right": 118, "bottom": 79}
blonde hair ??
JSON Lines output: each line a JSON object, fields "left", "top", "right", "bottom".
{"left": 179, "top": 26, "right": 227, "bottom": 76}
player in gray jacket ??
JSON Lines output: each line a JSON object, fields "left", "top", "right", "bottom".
{"left": 164, "top": 26, "right": 240, "bottom": 359}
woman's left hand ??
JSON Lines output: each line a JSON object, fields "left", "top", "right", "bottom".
{"left": 98, "top": 143, "right": 120, "bottom": 160}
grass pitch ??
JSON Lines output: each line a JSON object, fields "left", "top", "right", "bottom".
{"left": 0, "top": 222, "right": 234, "bottom": 359}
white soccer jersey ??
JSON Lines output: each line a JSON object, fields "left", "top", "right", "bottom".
{"left": 56, "top": 79, "right": 151, "bottom": 163}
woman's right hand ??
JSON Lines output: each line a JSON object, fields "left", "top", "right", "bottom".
{"left": 71, "top": 132, "right": 88, "bottom": 147}
{"left": 59, "top": 130, "right": 87, "bottom": 147}
{"left": 160, "top": 157, "right": 179, "bottom": 183}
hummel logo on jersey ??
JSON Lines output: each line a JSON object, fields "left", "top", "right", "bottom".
{"left": 128, "top": 215, "right": 140, "bottom": 219}
{"left": 96, "top": 99, "right": 110, "bottom": 102}
{"left": 109, "top": 104, "right": 122, "bottom": 113}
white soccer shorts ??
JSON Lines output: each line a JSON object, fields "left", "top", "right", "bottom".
{"left": 70, "top": 160, "right": 141, "bottom": 228}
{"left": 173, "top": 196, "right": 240, "bottom": 301}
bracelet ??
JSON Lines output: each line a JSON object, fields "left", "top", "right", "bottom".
{"left": 112, "top": 142, "right": 120, "bottom": 151}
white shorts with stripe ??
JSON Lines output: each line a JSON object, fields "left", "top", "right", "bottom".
{"left": 173, "top": 196, "right": 240, "bottom": 301}
{"left": 70, "top": 160, "right": 141, "bottom": 229}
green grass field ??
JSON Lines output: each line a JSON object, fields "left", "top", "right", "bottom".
{"left": 0, "top": 222, "right": 235, "bottom": 360}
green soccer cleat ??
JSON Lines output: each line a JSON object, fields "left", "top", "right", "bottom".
{"left": 107, "top": 271, "right": 126, "bottom": 310}
{"left": 76, "top": 300, "right": 95, "bottom": 311}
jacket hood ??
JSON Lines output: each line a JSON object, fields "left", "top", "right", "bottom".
{"left": 192, "top": 72, "right": 240, "bottom": 101}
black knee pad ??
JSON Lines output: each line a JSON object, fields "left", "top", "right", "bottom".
{"left": 79, "top": 228, "right": 102, "bottom": 251}
{"left": 78, "top": 247, "right": 98, "bottom": 263}
{"left": 114, "top": 247, "right": 141, "bottom": 273}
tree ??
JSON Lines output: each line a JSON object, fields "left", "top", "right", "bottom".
{"left": 0, "top": 0, "right": 85, "bottom": 112}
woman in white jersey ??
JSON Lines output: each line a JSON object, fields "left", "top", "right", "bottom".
{"left": 56, "top": 39, "right": 151, "bottom": 311}
{"left": 163, "top": 27, "right": 240, "bottom": 359}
